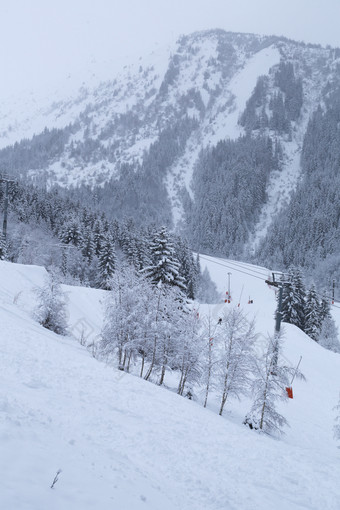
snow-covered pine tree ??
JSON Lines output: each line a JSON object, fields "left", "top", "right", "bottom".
{"left": 93, "top": 220, "right": 105, "bottom": 256}
{"left": 280, "top": 267, "right": 305, "bottom": 330}
{"left": 98, "top": 236, "right": 116, "bottom": 290}
{"left": 33, "top": 272, "right": 68, "bottom": 335}
{"left": 244, "top": 332, "right": 303, "bottom": 436}
{"left": 174, "top": 237, "right": 199, "bottom": 299}
{"left": 218, "top": 308, "right": 257, "bottom": 416}
{"left": 320, "top": 296, "right": 332, "bottom": 322}
{"left": 81, "top": 229, "right": 96, "bottom": 262}
{"left": 304, "top": 284, "right": 322, "bottom": 341}
{"left": 142, "top": 226, "right": 186, "bottom": 291}
{"left": 59, "top": 218, "right": 83, "bottom": 247}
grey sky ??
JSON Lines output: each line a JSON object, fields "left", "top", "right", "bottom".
{"left": 1, "top": 0, "right": 340, "bottom": 97}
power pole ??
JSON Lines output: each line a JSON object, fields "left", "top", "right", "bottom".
{"left": 0, "top": 174, "right": 15, "bottom": 240}
{"left": 332, "top": 279, "right": 335, "bottom": 305}
{"left": 265, "top": 273, "right": 284, "bottom": 334}
{"left": 227, "top": 272, "right": 231, "bottom": 302}
{"left": 275, "top": 285, "right": 283, "bottom": 334}
{"left": 265, "top": 272, "right": 284, "bottom": 368}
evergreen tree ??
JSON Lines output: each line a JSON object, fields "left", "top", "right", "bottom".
{"left": 98, "top": 236, "right": 116, "bottom": 290}
{"left": 59, "top": 218, "right": 83, "bottom": 247}
{"left": 304, "top": 285, "right": 321, "bottom": 341}
{"left": 320, "top": 297, "right": 332, "bottom": 322}
{"left": 280, "top": 267, "right": 305, "bottom": 330}
{"left": 143, "top": 226, "right": 186, "bottom": 291}
{"left": 175, "top": 237, "right": 199, "bottom": 299}
{"left": 81, "top": 229, "right": 96, "bottom": 262}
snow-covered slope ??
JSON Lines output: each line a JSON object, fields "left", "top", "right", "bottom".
{"left": 2, "top": 30, "right": 339, "bottom": 238}
{"left": 1, "top": 259, "right": 340, "bottom": 509}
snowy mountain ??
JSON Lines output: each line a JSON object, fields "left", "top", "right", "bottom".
{"left": 1, "top": 31, "right": 339, "bottom": 224}
{"left": 1, "top": 258, "right": 340, "bottom": 510}
{"left": 2, "top": 29, "right": 340, "bottom": 287}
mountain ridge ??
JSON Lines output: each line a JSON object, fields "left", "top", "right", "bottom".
{"left": 1, "top": 29, "right": 340, "bottom": 277}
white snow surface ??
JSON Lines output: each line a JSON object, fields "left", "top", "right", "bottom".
{"left": 1, "top": 259, "right": 340, "bottom": 510}
{"left": 204, "top": 45, "right": 281, "bottom": 144}
{"left": 167, "top": 46, "right": 281, "bottom": 225}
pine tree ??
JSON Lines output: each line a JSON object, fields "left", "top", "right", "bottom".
{"left": 304, "top": 284, "right": 321, "bottom": 341}
{"left": 175, "top": 237, "right": 198, "bottom": 299}
{"left": 98, "top": 236, "right": 116, "bottom": 290}
{"left": 280, "top": 267, "right": 305, "bottom": 330}
{"left": 81, "top": 229, "right": 96, "bottom": 262}
{"left": 59, "top": 218, "right": 83, "bottom": 247}
{"left": 143, "top": 226, "right": 186, "bottom": 291}
{"left": 319, "top": 297, "right": 331, "bottom": 322}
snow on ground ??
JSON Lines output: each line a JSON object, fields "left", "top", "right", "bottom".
{"left": 0, "top": 41, "right": 173, "bottom": 152}
{"left": 248, "top": 141, "right": 302, "bottom": 252}
{"left": 203, "top": 45, "right": 281, "bottom": 145}
{"left": 1, "top": 259, "right": 340, "bottom": 510}
{"left": 248, "top": 44, "right": 331, "bottom": 250}
{"left": 168, "top": 46, "right": 281, "bottom": 227}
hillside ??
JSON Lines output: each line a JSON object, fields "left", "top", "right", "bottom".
{"left": 1, "top": 259, "right": 340, "bottom": 509}
{"left": 1, "top": 30, "right": 340, "bottom": 280}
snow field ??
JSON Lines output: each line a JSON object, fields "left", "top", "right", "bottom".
{"left": 1, "top": 259, "right": 340, "bottom": 509}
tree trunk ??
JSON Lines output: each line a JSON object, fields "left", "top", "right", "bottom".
{"left": 144, "top": 335, "right": 157, "bottom": 381}
{"left": 219, "top": 372, "right": 229, "bottom": 416}
{"left": 140, "top": 353, "right": 145, "bottom": 378}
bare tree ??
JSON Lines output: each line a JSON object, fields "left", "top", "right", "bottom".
{"left": 217, "top": 308, "right": 257, "bottom": 416}
{"left": 244, "top": 332, "right": 304, "bottom": 435}
{"left": 34, "top": 273, "right": 68, "bottom": 335}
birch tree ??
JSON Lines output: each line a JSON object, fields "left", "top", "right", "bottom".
{"left": 244, "top": 333, "right": 303, "bottom": 435}
{"left": 218, "top": 308, "right": 257, "bottom": 416}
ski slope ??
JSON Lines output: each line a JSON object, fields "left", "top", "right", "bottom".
{"left": 1, "top": 260, "right": 340, "bottom": 510}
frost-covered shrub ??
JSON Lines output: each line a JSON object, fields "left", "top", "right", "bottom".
{"left": 33, "top": 273, "right": 68, "bottom": 335}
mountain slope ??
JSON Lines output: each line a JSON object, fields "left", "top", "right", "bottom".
{"left": 2, "top": 31, "right": 339, "bottom": 225}
{"left": 1, "top": 260, "right": 340, "bottom": 509}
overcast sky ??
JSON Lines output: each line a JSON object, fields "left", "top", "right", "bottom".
{"left": 1, "top": 0, "right": 340, "bottom": 97}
